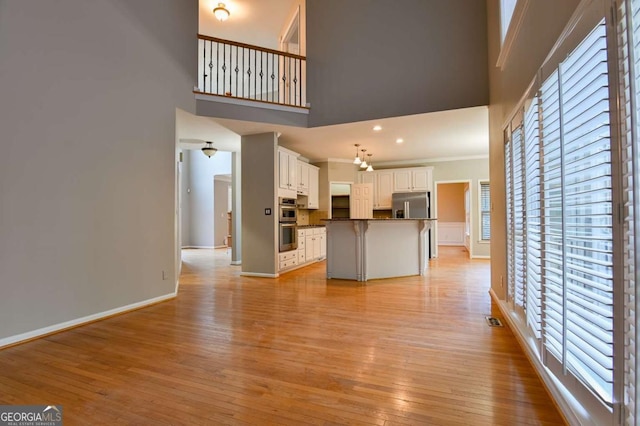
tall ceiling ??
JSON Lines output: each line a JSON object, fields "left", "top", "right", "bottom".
{"left": 190, "top": 0, "right": 489, "bottom": 165}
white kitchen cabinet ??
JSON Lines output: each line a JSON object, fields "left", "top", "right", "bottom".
{"left": 307, "top": 165, "right": 319, "bottom": 209}
{"left": 297, "top": 229, "right": 307, "bottom": 264}
{"left": 393, "top": 167, "right": 433, "bottom": 192}
{"left": 304, "top": 227, "right": 326, "bottom": 261}
{"left": 376, "top": 170, "right": 394, "bottom": 209}
{"left": 297, "top": 162, "right": 319, "bottom": 209}
{"left": 297, "top": 160, "right": 309, "bottom": 195}
{"left": 278, "top": 147, "right": 298, "bottom": 198}
{"left": 278, "top": 250, "right": 298, "bottom": 271}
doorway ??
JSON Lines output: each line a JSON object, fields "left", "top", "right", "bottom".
{"left": 434, "top": 180, "right": 471, "bottom": 258}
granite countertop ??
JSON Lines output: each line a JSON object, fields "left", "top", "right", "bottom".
{"left": 322, "top": 218, "right": 437, "bottom": 221}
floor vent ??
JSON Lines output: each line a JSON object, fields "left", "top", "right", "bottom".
{"left": 485, "top": 316, "right": 504, "bottom": 327}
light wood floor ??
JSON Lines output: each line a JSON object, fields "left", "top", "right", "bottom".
{"left": 0, "top": 246, "right": 564, "bottom": 425}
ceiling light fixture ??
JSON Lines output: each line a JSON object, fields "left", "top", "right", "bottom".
{"left": 396, "top": 138, "right": 404, "bottom": 144}
{"left": 213, "top": 2, "right": 230, "bottom": 21}
{"left": 366, "top": 154, "right": 374, "bottom": 172}
{"left": 202, "top": 141, "right": 218, "bottom": 158}
{"left": 353, "top": 144, "right": 362, "bottom": 164}
{"left": 373, "top": 125, "right": 382, "bottom": 132}
{"left": 360, "top": 149, "right": 368, "bottom": 168}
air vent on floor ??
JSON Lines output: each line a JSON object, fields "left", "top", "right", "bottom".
{"left": 485, "top": 316, "right": 504, "bottom": 327}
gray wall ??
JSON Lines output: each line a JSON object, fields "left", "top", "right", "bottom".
{"left": 306, "top": 0, "right": 489, "bottom": 127}
{"left": 0, "top": 0, "right": 197, "bottom": 341}
{"left": 486, "top": 0, "right": 580, "bottom": 299}
{"left": 241, "top": 133, "right": 278, "bottom": 275}
{"left": 182, "top": 149, "right": 232, "bottom": 247}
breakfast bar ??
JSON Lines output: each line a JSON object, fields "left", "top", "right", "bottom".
{"left": 324, "top": 218, "right": 437, "bottom": 282}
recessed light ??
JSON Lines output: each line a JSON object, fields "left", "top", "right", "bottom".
{"left": 396, "top": 138, "right": 404, "bottom": 144}
{"left": 373, "top": 125, "right": 382, "bottom": 131}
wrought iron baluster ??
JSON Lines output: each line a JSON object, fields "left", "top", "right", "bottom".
{"left": 202, "top": 40, "right": 207, "bottom": 92}
{"left": 222, "top": 44, "right": 227, "bottom": 95}
{"left": 235, "top": 46, "right": 239, "bottom": 98}
{"left": 216, "top": 42, "right": 220, "bottom": 95}
{"left": 298, "top": 58, "right": 302, "bottom": 106}
{"left": 209, "top": 41, "right": 213, "bottom": 93}
{"left": 228, "top": 45, "right": 232, "bottom": 96}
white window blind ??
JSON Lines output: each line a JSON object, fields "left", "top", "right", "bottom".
{"left": 480, "top": 182, "right": 491, "bottom": 241}
{"left": 560, "top": 20, "right": 614, "bottom": 403}
{"left": 620, "top": 0, "right": 639, "bottom": 423}
{"left": 506, "top": 17, "right": 615, "bottom": 412}
{"left": 524, "top": 96, "right": 542, "bottom": 339}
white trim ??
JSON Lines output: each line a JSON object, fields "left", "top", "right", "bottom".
{"left": 240, "top": 272, "right": 279, "bottom": 278}
{"left": 230, "top": 260, "right": 242, "bottom": 265}
{"left": 195, "top": 93, "right": 309, "bottom": 114}
{"left": 496, "top": 0, "right": 531, "bottom": 69}
{"left": 182, "top": 245, "right": 215, "bottom": 249}
{"left": 0, "top": 292, "right": 177, "bottom": 349}
{"left": 470, "top": 255, "right": 491, "bottom": 259}
{"left": 489, "top": 289, "right": 588, "bottom": 426}
{"left": 310, "top": 155, "right": 489, "bottom": 166}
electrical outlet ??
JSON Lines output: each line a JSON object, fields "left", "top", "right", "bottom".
{"left": 500, "top": 275, "right": 504, "bottom": 288}
{"left": 162, "top": 270, "right": 167, "bottom": 280}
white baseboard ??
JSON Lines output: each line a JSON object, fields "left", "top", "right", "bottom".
{"left": 230, "top": 260, "right": 242, "bottom": 265}
{"left": 240, "top": 272, "right": 278, "bottom": 278}
{"left": 471, "top": 255, "right": 490, "bottom": 259}
{"left": 0, "top": 292, "right": 176, "bottom": 349}
{"left": 182, "top": 245, "right": 215, "bottom": 249}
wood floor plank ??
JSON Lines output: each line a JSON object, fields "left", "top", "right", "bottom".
{"left": 0, "top": 247, "right": 565, "bottom": 425}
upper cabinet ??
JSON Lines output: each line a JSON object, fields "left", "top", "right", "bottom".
{"left": 297, "top": 161, "right": 319, "bottom": 209}
{"left": 297, "top": 160, "right": 309, "bottom": 195}
{"left": 278, "top": 147, "right": 298, "bottom": 198}
{"left": 393, "top": 167, "right": 432, "bottom": 192}
{"left": 359, "top": 167, "right": 433, "bottom": 209}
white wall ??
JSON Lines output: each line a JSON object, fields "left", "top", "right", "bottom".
{"left": 214, "top": 178, "right": 231, "bottom": 247}
{"left": 0, "top": 0, "right": 197, "bottom": 343}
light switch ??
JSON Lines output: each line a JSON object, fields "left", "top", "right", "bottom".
{"left": 265, "top": 208, "right": 272, "bottom": 215}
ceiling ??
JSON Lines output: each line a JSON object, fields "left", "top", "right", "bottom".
{"left": 186, "top": 0, "right": 489, "bottom": 165}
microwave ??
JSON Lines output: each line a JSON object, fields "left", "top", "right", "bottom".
{"left": 279, "top": 197, "right": 297, "bottom": 222}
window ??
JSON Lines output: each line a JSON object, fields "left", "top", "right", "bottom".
{"left": 500, "top": 0, "right": 518, "bottom": 43}
{"left": 479, "top": 182, "right": 491, "bottom": 241}
{"left": 504, "top": 16, "right": 618, "bottom": 419}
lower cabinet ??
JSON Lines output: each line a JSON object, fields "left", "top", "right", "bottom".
{"left": 278, "top": 250, "right": 298, "bottom": 270}
{"left": 279, "top": 227, "right": 326, "bottom": 272}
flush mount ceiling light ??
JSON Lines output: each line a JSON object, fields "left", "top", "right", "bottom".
{"left": 360, "top": 149, "right": 368, "bottom": 168}
{"left": 353, "top": 144, "right": 362, "bottom": 164}
{"left": 396, "top": 138, "right": 404, "bottom": 144}
{"left": 213, "top": 2, "right": 230, "bottom": 21}
{"left": 202, "top": 141, "right": 218, "bottom": 158}
{"left": 373, "top": 125, "right": 382, "bottom": 132}
{"left": 366, "top": 154, "right": 374, "bottom": 172}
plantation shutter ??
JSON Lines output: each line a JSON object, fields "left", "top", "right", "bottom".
{"left": 512, "top": 126, "right": 527, "bottom": 311}
{"left": 540, "top": 68, "right": 565, "bottom": 363}
{"left": 505, "top": 133, "right": 515, "bottom": 306}
{"left": 620, "top": 0, "right": 639, "bottom": 423}
{"left": 524, "top": 96, "right": 542, "bottom": 339}
{"left": 480, "top": 183, "right": 491, "bottom": 240}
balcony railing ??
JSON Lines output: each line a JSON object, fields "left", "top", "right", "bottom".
{"left": 196, "top": 34, "right": 307, "bottom": 108}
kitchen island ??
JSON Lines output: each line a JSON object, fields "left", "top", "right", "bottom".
{"left": 324, "top": 218, "right": 437, "bottom": 282}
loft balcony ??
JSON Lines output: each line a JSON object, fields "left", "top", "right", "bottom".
{"left": 195, "top": 34, "right": 308, "bottom": 120}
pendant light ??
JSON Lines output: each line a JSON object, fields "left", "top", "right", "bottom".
{"left": 366, "top": 154, "right": 374, "bottom": 172}
{"left": 360, "top": 149, "right": 368, "bottom": 168}
{"left": 353, "top": 144, "right": 362, "bottom": 165}
{"left": 202, "top": 141, "right": 218, "bottom": 158}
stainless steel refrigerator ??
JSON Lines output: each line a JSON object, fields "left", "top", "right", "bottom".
{"left": 392, "top": 191, "right": 430, "bottom": 219}
{"left": 392, "top": 191, "right": 432, "bottom": 258}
